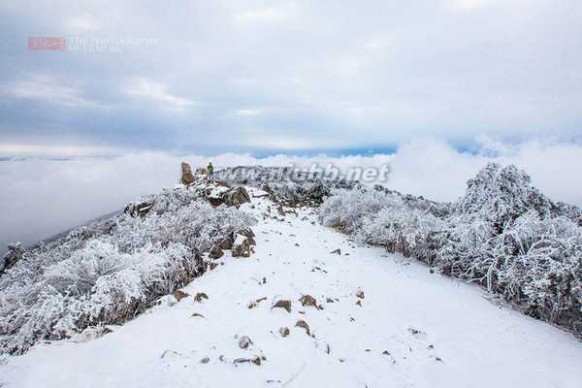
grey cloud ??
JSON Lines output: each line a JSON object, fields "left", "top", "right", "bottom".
{"left": 1, "top": 0, "right": 581, "bottom": 154}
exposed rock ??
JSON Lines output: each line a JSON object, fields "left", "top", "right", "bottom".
{"left": 218, "top": 236, "right": 233, "bottom": 250}
{"left": 295, "top": 320, "right": 311, "bottom": 336}
{"left": 238, "top": 335, "right": 253, "bottom": 349}
{"left": 299, "top": 295, "right": 320, "bottom": 310}
{"left": 233, "top": 355, "right": 262, "bottom": 366}
{"left": 181, "top": 162, "right": 195, "bottom": 185}
{"left": 248, "top": 296, "right": 267, "bottom": 309}
{"left": 232, "top": 233, "right": 253, "bottom": 258}
{"left": 0, "top": 243, "right": 24, "bottom": 275}
{"left": 194, "top": 292, "right": 209, "bottom": 302}
{"left": 173, "top": 290, "right": 189, "bottom": 302}
{"left": 209, "top": 245, "right": 224, "bottom": 259}
{"left": 279, "top": 327, "right": 290, "bottom": 337}
{"left": 330, "top": 248, "right": 341, "bottom": 255}
{"left": 233, "top": 227, "right": 256, "bottom": 245}
{"left": 224, "top": 186, "right": 251, "bottom": 207}
{"left": 271, "top": 299, "right": 292, "bottom": 313}
{"left": 124, "top": 201, "right": 154, "bottom": 218}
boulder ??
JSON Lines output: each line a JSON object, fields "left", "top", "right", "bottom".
{"left": 233, "top": 227, "right": 256, "bottom": 245}
{"left": 124, "top": 201, "right": 154, "bottom": 218}
{"left": 232, "top": 234, "right": 252, "bottom": 258}
{"left": 209, "top": 245, "right": 224, "bottom": 259}
{"left": 181, "top": 162, "right": 195, "bottom": 185}
{"left": 224, "top": 186, "right": 251, "bottom": 207}
{"left": 218, "top": 236, "right": 233, "bottom": 250}
{"left": 0, "top": 243, "right": 24, "bottom": 274}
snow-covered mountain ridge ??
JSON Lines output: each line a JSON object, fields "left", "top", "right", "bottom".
{"left": 0, "top": 162, "right": 581, "bottom": 387}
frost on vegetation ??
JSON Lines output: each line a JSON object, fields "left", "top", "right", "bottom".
{"left": 319, "top": 163, "right": 582, "bottom": 336}
{"left": 0, "top": 186, "right": 256, "bottom": 355}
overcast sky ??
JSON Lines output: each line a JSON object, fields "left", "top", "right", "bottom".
{"left": 1, "top": 0, "right": 581, "bottom": 156}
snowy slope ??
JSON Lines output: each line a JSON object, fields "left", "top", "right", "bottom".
{"left": 1, "top": 190, "right": 581, "bottom": 388}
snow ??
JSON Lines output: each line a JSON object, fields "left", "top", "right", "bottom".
{"left": 1, "top": 194, "right": 581, "bottom": 388}
{"left": 234, "top": 234, "right": 247, "bottom": 246}
{"left": 207, "top": 185, "right": 230, "bottom": 199}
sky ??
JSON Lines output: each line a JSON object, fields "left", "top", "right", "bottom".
{"left": 1, "top": 0, "right": 581, "bottom": 156}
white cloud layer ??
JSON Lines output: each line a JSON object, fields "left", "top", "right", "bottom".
{"left": 1, "top": 139, "right": 581, "bottom": 252}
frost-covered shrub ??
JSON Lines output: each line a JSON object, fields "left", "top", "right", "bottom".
{"left": 0, "top": 186, "right": 256, "bottom": 355}
{"left": 361, "top": 208, "right": 447, "bottom": 264}
{"left": 319, "top": 187, "right": 405, "bottom": 233}
{"left": 319, "top": 163, "right": 582, "bottom": 336}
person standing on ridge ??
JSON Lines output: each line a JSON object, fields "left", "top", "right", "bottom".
{"left": 207, "top": 162, "right": 214, "bottom": 177}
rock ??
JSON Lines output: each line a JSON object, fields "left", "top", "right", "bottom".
{"left": 232, "top": 232, "right": 255, "bottom": 258}
{"left": 209, "top": 245, "right": 224, "bottom": 259}
{"left": 271, "top": 299, "right": 292, "bottom": 313}
{"left": 279, "top": 327, "right": 290, "bottom": 337}
{"left": 330, "top": 248, "right": 341, "bottom": 255}
{"left": 238, "top": 335, "right": 253, "bottom": 349}
{"left": 191, "top": 312, "right": 205, "bottom": 318}
{"left": 295, "top": 320, "right": 311, "bottom": 336}
{"left": 194, "top": 292, "right": 209, "bottom": 302}
{"left": 248, "top": 296, "right": 267, "bottom": 309}
{"left": 181, "top": 162, "right": 195, "bottom": 185}
{"left": 223, "top": 186, "right": 251, "bottom": 207}
{"left": 173, "top": 290, "right": 189, "bottom": 302}
{"left": 218, "top": 236, "right": 233, "bottom": 250}
{"left": 200, "top": 357, "right": 210, "bottom": 364}
{"left": 233, "top": 356, "right": 262, "bottom": 366}
{"left": 233, "top": 227, "right": 256, "bottom": 245}
{"left": 299, "top": 295, "right": 320, "bottom": 309}
{"left": 124, "top": 201, "right": 154, "bottom": 218}
{"left": 0, "top": 243, "right": 24, "bottom": 274}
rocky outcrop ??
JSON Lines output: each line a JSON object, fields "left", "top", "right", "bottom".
{"left": 205, "top": 185, "right": 251, "bottom": 208}
{"left": 224, "top": 186, "right": 251, "bottom": 207}
{"left": 181, "top": 162, "right": 195, "bottom": 185}
{"left": 0, "top": 243, "right": 24, "bottom": 275}
{"left": 232, "top": 233, "right": 253, "bottom": 258}
{"left": 124, "top": 201, "right": 154, "bottom": 217}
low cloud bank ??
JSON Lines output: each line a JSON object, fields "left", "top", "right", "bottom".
{"left": 1, "top": 139, "right": 581, "bottom": 251}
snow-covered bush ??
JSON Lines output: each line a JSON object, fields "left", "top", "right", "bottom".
{"left": 0, "top": 186, "right": 256, "bottom": 355}
{"left": 319, "top": 163, "right": 582, "bottom": 336}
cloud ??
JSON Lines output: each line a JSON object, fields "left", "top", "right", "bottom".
{"left": 125, "top": 78, "right": 195, "bottom": 110}
{"left": 447, "top": 0, "right": 500, "bottom": 11}
{"left": 2, "top": 139, "right": 581, "bottom": 253}
{"left": 234, "top": 3, "right": 296, "bottom": 24}
{"left": 1, "top": 74, "right": 98, "bottom": 108}
{"left": 0, "top": 143, "right": 124, "bottom": 158}
{"left": 236, "top": 108, "right": 264, "bottom": 116}
{"left": 63, "top": 15, "right": 101, "bottom": 32}
{"left": 1, "top": 0, "right": 581, "bottom": 152}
